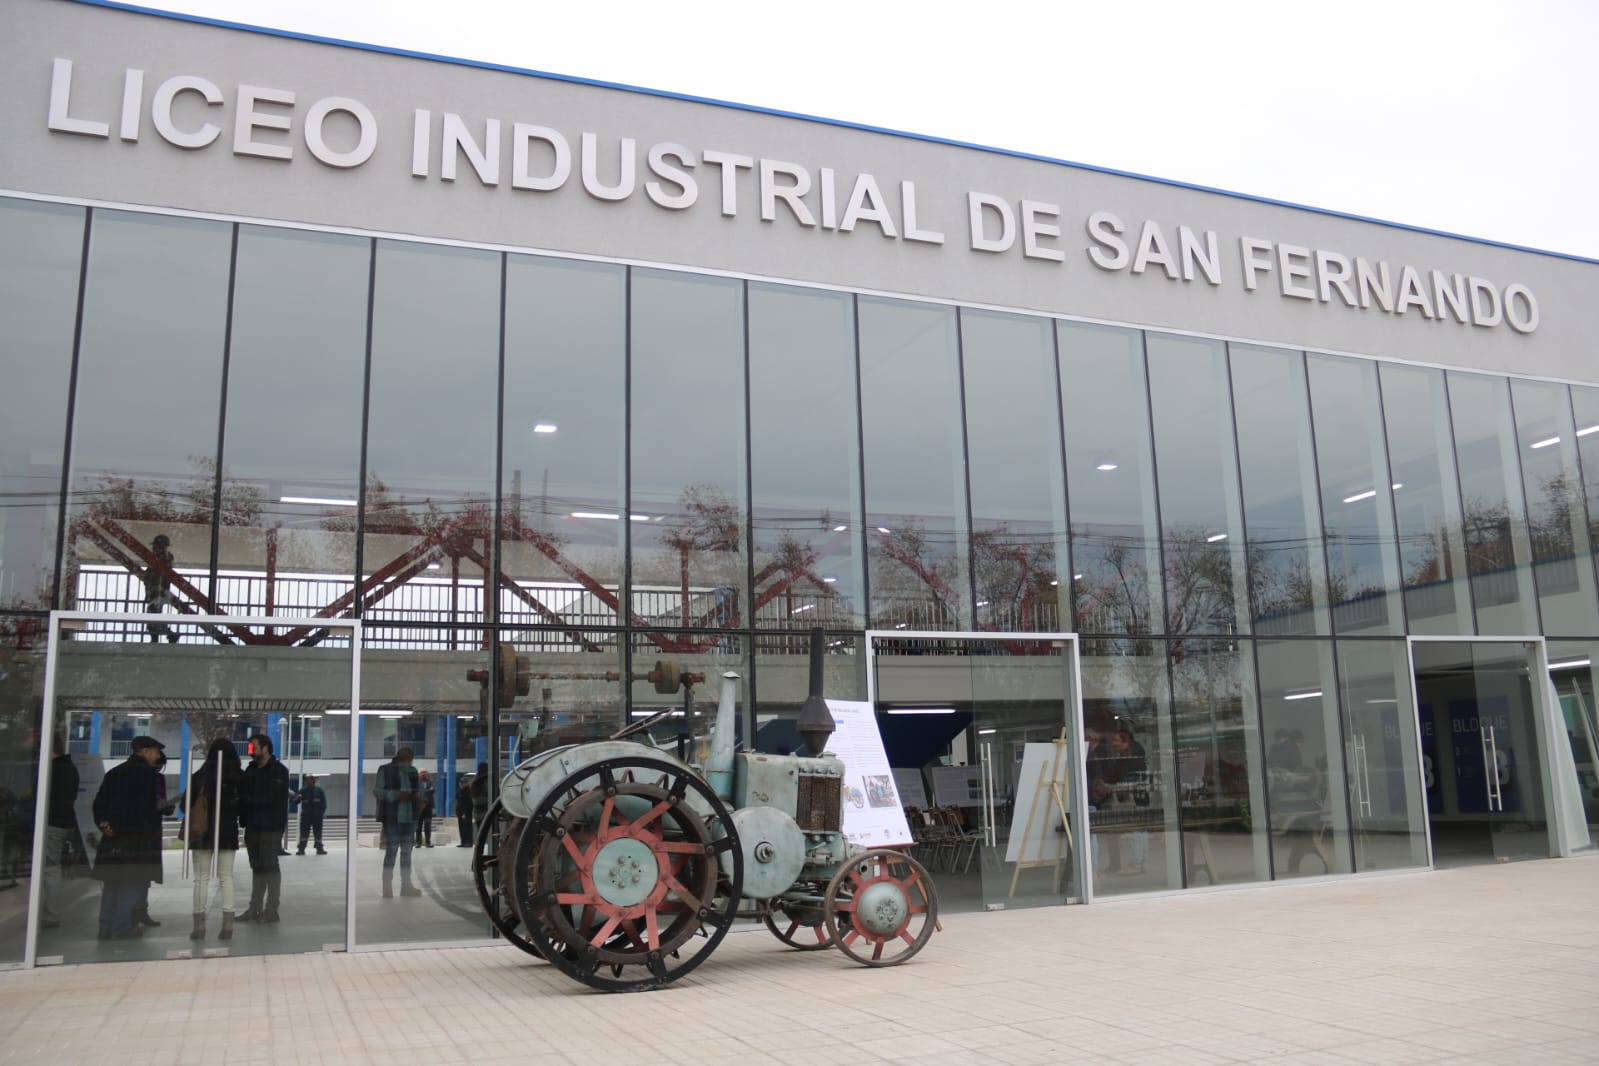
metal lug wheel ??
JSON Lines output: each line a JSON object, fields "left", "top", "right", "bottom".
{"left": 763, "top": 898, "right": 833, "bottom": 951}
{"left": 470, "top": 797, "right": 549, "bottom": 960}
{"left": 823, "top": 848, "right": 938, "bottom": 967}
{"left": 510, "top": 753, "right": 743, "bottom": 992}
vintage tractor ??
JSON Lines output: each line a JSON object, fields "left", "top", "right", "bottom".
{"left": 470, "top": 630, "right": 940, "bottom": 992}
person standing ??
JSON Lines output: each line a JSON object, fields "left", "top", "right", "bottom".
{"left": 237, "top": 733, "right": 289, "bottom": 923}
{"left": 414, "top": 770, "right": 435, "bottom": 848}
{"left": 142, "top": 534, "right": 178, "bottom": 643}
{"left": 40, "top": 735, "right": 81, "bottom": 930}
{"left": 294, "top": 775, "right": 327, "bottom": 855}
{"left": 469, "top": 762, "right": 490, "bottom": 844}
{"left": 455, "top": 773, "right": 474, "bottom": 847}
{"left": 187, "top": 737, "right": 243, "bottom": 940}
{"left": 90, "top": 736, "right": 165, "bottom": 940}
{"left": 376, "top": 747, "right": 421, "bottom": 897}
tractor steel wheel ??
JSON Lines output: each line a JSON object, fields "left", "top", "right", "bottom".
{"left": 823, "top": 848, "right": 938, "bottom": 967}
{"left": 763, "top": 899, "right": 834, "bottom": 951}
{"left": 510, "top": 753, "right": 742, "bottom": 992}
{"left": 470, "top": 798, "right": 549, "bottom": 960}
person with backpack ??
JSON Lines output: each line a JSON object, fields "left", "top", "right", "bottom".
{"left": 187, "top": 736, "right": 244, "bottom": 940}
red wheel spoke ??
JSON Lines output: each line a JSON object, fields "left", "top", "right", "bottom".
{"left": 900, "top": 929, "right": 918, "bottom": 946}
{"left": 625, "top": 800, "right": 672, "bottom": 833}
{"left": 872, "top": 939, "right": 885, "bottom": 962}
{"left": 783, "top": 920, "right": 802, "bottom": 939}
{"left": 657, "top": 840, "right": 707, "bottom": 854}
{"left": 645, "top": 907, "right": 661, "bottom": 951}
{"left": 560, "top": 831, "right": 588, "bottom": 865}
{"left": 620, "top": 919, "right": 647, "bottom": 952}
{"left": 556, "top": 892, "right": 595, "bottom": 905}
{"left": 589, "top": 913, "right": 622, "bottom": 948}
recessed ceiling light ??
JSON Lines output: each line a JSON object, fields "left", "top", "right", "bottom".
{"left": 1095, "top": 462, "right": 1119, "bottom": 472}
{"left": 533, "top": 423, "right": 558, "bottom": 434}
{"left": 1206, "top": 533, "right": 1228, "bottom": 543}
{"left": 281, "top": 495, "right": 357, "bottom": 507}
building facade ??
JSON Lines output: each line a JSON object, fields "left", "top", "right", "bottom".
{"left": 0, "top": 0, "right": 1596, "bottom": 968}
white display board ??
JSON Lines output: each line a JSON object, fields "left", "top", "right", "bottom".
{"left": 928, "top": 764, "right": 984, "bottom": 807}
{"left": 892, "top": 767, "right": 930, "bottom": 809}
{"left": 825, "top": 699, "right": 914, "bottom": 848}
{"left": 1004, "top": 742, "right": 1073, "bottom": 864}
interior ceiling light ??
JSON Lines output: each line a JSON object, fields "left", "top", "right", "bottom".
{"left": 1283, "top": 690, "right": 1323, "bottom": 701}
{"left": 832, "top": 524, "right": 847, "bottom": 532}
{"left": 1548, "top": 657, "right": 1592, "bottom": 671}
{"left": 1095, "top": 462, "right": 1119, "bottom": 471}
{"left": 821, "top": 576, "right": 838, "bottom": 583}
{"left": 1530, "top": 436, "right": 1561, "bottom": 449}
{"left": 1206, "top": 533, "right": 1228, "bottom": 543}
{"left": 886, "top": 707, "right": 957, "bottom": 716}
{"left": 280, "top": 495, "right": 357, "bottom": 507}
{"left": 1576, "top": 424, "right": 1599, "bottom": 437}
{"left": 1343, "top": 489, "right": 1377, "bottom": 503}
{"left": 533, "top": 423, "right": 558, "bottom": 434}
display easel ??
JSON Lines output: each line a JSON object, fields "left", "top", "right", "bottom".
{"left": 1006, "top": 733, "right": 1073, "bottom": 897}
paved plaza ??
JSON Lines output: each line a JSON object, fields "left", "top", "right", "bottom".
{"left": 0, "top": 856, "right": 1595, "bottom": 1065}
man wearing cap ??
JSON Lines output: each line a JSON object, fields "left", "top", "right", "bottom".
{"left": 237, "top": 733, "right": 290, "bottom": 922}
{"left": 90, "top": 735, "right": 166, "bottom": 940}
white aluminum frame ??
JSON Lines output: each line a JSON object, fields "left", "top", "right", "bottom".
{"left": 862, "top": 629, "right": 1093, "bottom": 905}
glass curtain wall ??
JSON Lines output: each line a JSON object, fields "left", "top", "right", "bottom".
{"left": 64, "top": 211, "right": 233, "bottom": 628}
{"left": 859, "top": 297, "right": 969, "bottom": 631}
{"left": 1255, "top": 639, "right": 1353, "bottom": 877}
{"left": 747, "top": 284, "right": 864, "bottom": 632}
{"left": 628, "top": 270, "right": 748, "bottom": 634}
{"left": 1448, "top": 373, "right": 1540, "bottom": 635}
{"left": 1379, "top": 364, "right": 1473, "bottom": 635}
{"left": 0, "top": 200, "right": 81, "bottom": 614}
{"left": 216, "top": 227, "right": 369, "bottom": 625}
{"left": 1510, "top": 379, "right": 1599, "bottom": 636}
{"left": 1335, "top": 640, "right": 1428, "bottom": 871}
{"left": 960, "top": 310, "right": 1068, "bottom": 633}
{"left": 1230, "top": 344, "right": 1331, "bottom": 636}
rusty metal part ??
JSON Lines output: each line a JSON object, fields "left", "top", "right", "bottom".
{"left": 510, "top": 753, "right": 743, "bottom": 992}
{"left": 823, "top": 848, "right": 938, "bottom": 967}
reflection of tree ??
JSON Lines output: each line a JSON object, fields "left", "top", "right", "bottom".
{"left": 971, "top": 524, "right": 1058, "bottom": 631}
{"left": 86, "top": 456, "right": 263, "bottom": 527}
{"left": 868, "top": 521, "right": 963, "bottom": 628}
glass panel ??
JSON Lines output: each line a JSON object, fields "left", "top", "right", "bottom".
{"left": 501, "top": 256, "right": 627, "bottom": 629}
{"left": 961, "top": 310, "right": 1068, "bottom": 633}
{"left": 1255, "top": 639, "right": 1353, "bottom": 877}
{"left": 748, "top": 284, "right": 864, "bottom": 631}
{"left": 1335, "top": 640, "right": 1428, "bottom": 871}
{"left": 1574, "top": 386, "right": 1599, "bottom": 593}
{"left": 1058, "top": 323, "right": 1163, "bottom": 640}
{"left": 1081, "top": 637, "right": 1179, "bottom": 895}
{"left": 1169, "top": 638, "right": 1269, "bottom": 885}
{"left": 626, "top": 630, "right": 749, "bottom": 757}
{"left": 1547, "top": 640, "right": 1599, "bottom": 847}
{"left": 871, "top": 634, "right": 1083, "bottom": 912}
{"left": 355, "top": 627, "right": 490, "bottom": 946}
{"left": 1448, "top": 373, "right": 1540, "bottom": 635}
{"left": 628, "top": 270, "right": 748, "bottom": 631}
{"left": 1379, "top": 364, "right": 1473, "bottom": 635}
{"left": 1511, "top": 380, "right": 1599, "bottom": 635}
{"left": 1230, "top": 345, "right": 1330, "bottom": 636}
{"left": 1146, "top": 335, "right": 1250, "bottom": 637}
{"left": 1307, "top": 354, "right": 1404, "bottom": 634}
{"left": 43, "top": 625, "right": 352, "bottom": 962}
{"left": 65, "top": 211, "right": 233, "bottom": 624}
{"left": 1, "top": 635, "right": 45, "bottom": 965}
{"left": 859, "top": 297, "right": 968, "bottom": 631}
{"left": 364, "top": 241, "right": 500, "bottom": 626}
{"left": 751, "top": 632, "right": 867, "bottom": 752}
{"left": 1413, "top": 641, "right": 1552, "bottom": 865}
{"left": 215, "top": 227, "right": 369, "bottom": 620}
{"left": 0, "top": 200, "right": 82, "bottom": 612}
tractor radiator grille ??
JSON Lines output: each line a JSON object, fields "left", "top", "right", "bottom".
{"left": 796, "top": 773, "right": 842, "bottom": 832}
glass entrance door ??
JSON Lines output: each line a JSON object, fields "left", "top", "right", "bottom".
{"left": 1411, "top": 640, "right": 1554, "bottom": 866}
{"left": 866, "top": 631, "right": 1085, "bottom": 912}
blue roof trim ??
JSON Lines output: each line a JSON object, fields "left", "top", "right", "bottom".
{"left": 68, "top": 0, "right": 1597, "bottom": 266}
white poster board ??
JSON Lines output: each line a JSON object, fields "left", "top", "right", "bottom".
{"left": 892, "top": 767, "right": 929, "bottom": 809}
{"left": 825, "top": 699, "right": 914, "bottom": 847}
{"left": 928, "top": 764, "right": 984, "bottom": 807}
{"left": 1004, "top": 742, "right": 1073, "bottom": 864}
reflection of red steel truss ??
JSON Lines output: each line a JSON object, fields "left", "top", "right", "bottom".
{"left": 873, "top": 531, "right": 1050, "bottom": 655}
{"left": 70, "top": 512, "right": 828, "bottom": 654}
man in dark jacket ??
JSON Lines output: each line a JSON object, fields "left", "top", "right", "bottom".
{"left": 455, "top": 774, "right": 474, "bottom": 847}
{"left": 91, "top": 736, "right": 165, "bottom": 939}
{"left": 237, "top": 733, "right": 289, "bottom": 922}
{"left": 413, "top": 770, "right": 435, "bottom": 848}
{"left": 294, "top": 774, "right": 327, "bottom": 855}
{"left": 40, "top": 734, "right": 81, "bottom": 929}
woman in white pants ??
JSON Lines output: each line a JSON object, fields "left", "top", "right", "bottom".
{"left": 187, "top": 736, "right": 244, "bottom": 940}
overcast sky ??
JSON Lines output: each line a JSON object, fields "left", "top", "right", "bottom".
{"left": 146, "top": 0, "right": 1599, "bottom": 260}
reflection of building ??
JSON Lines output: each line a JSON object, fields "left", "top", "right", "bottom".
{"left": 1, "top": 0, "right": 1597, "bottom": 971}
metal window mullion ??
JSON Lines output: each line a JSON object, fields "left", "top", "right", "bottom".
{"left": 1505, "top": 382, "right": 1548, "bottom": 637}
{"left": 207, "top": 223, "right": 241, "bottom": 596}
{"left": 49, "top": 206, "right": 95, "bottom": 613}
{"left": 954, "top": 307, "right": 976, "bottom": 633}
